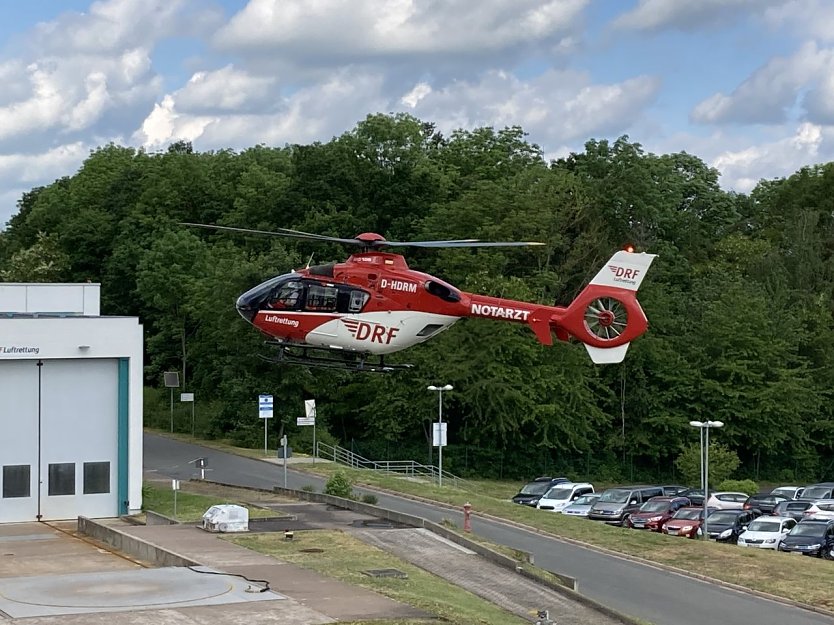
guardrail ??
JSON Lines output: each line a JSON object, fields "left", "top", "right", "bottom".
{"left": 316, "top": 441, "right": 469, "bottom": 489}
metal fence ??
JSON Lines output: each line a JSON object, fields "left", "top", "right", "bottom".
{"left": 316, "top": 441, "right": 469, "bottom": 489}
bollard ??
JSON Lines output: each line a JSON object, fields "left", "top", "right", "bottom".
{"left": 463, "top": 502, "right": 472, "bottom": 532}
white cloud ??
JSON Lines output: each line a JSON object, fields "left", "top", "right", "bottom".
{"left": 134, "top": 66, "right": 660, "bottom": 153}
{"left": 401, "top": 82, "right": 432, "bottom": 108}
{"left": 763, "top": 0, "right": 834, "bottom": 43}
{"left": 171, "top": 66, "right": 277, "bottom": 114}
{"left": 613, "top": 0, "right": 777, "bottom": 32}
{"left": 135, "top": 69, "right": 390, "bottom": 149}
{"left": 691, "top": 42, "right": 834, "bottom": 125}
{"left": 408, "top": 70, "right": 661, "bottom": 144}
{"left": 711, "top": 122, "right": 828, "bottom": 192}
{"left": 32, "top": 0, "right": 192, "bottom": 54}
{"left": 0, "top": 142, "right": 89, "bottom": 185}
{"left": 0, "top": 49, "right": 159, "bottom": 147}
{"left": 214, "top": 0, "right": 588, "bottom": 59}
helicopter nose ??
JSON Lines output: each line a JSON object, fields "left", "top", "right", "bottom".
{"left": 235, "top": 293, "right": 259, "bottom": 322}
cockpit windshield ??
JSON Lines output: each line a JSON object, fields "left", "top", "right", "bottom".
{"left": 236, "top": 273, "right": 371, "bottom": 322}
{"left": 268, "top": 281, "right": 304, "bottom": 310}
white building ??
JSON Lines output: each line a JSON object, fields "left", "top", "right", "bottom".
{"left": 0, "top": 283, "right": 143, "bottom": 523}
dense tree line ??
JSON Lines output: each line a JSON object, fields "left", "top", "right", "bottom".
{"left": 2, "top": 113, "right": 833, "bottom": 483}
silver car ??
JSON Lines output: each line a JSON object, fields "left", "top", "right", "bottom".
{"left": 561, "top": 493, "right": 601, "bottom": 517}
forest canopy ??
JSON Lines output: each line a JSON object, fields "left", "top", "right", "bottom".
{"left": 2, "top": 113, "right": 833, "bottom": 483}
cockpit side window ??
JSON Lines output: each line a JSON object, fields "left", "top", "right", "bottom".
{"left": 305, "top": 283, "right": 339, "bottom": 312}
{"left": 268, "top": 281, "right": 304, "bottom": 310}
{"left": 348, "top": 290, "right": 369, "bottom": 312}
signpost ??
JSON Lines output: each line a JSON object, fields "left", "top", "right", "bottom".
{"left": 164, "top": 372, "right": 180, "bottom": 432}
{"left": 280, "top": 434, "right": 288, "bottom": 487}
{"left": 172, "top": 479, "right": 180, "bottom": 518}
{"left": 181, "top": 392, "right": 195, "bottom": 436}
{"left": 259, "top": 394, "right": 274, "bottom": 456}
{"left": 299, "top": 399, "right": 317, "bottom": 462}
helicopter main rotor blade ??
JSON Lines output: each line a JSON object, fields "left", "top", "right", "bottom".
{"left": 182, "top": 223, "right": 545, "bottom": 249}
{"left": 384, "top": 240, "right": 545, "bottom": 248}
{"left": 181, "top": 223, "right": 360, "bottom": 245}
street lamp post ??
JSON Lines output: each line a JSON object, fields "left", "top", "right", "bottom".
{"left": 689, "top": 420, "right": 724, "bottom": 540}
{"left": 427, "top": 384, "right": 453, "bottom": 487}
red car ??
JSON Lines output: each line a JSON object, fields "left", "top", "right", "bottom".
{"left": 627, "top": 496, "right": 691, "bottom": 531}
{"left": 663, "top": 506, "right": 714, "bottom": 538}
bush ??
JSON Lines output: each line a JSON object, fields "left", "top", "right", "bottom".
{"left": 324, "top": 471, "right": 353, "bottom": 498}
{"left": 717, "top": 479, "right": 759, "bottom": 495}
{"left": 360, "top": 493, "right": 378, "bottom": 505}
{"left": 675, "top": 442, "right": 740, "bottom": 486}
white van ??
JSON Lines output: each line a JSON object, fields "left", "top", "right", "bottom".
{"left": 536, "top": 482, "right": 595, "bottom": 512}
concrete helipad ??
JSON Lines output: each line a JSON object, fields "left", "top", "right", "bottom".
{"left": 0, "top": 566, "right": 284, "bottom": 618}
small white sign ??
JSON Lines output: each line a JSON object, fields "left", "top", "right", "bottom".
{"left": 432, "top": 422, "right": 447, "bottom": 447}
{"left": 304, "top": 399, "right": 316, "bottom": 419}
{"left": 172, "top": 479, "right": 180, "bottom": 490}
{"left": 259, "top": 394, "right": 274, "bottom": 419}
{"left": 180, "top": 392, "right": 195, "bottom": 402}
{"left": 297, "top": 417, "right": 315, "bottom": 426}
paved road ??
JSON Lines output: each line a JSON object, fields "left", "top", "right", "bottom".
{"left": 144, "top": 433, "right": 834, "bottom": 625}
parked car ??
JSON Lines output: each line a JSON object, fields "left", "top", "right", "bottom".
{"left": 561, "top": 493, "right": 601, "bottom": 517}
{"left": 771, "top": 485, "right": 805, "bottom": 500}
{"left": 737, "top": 516, "right": 797, "bottom": 550}
{"left": 800, "top": 482, "right": 834, "bottom": 501}
{"left": 627, "top": 496, "right": 691, "bottom": 531}
{"left": 512, "top": 476, "right": 570, "bottom": 506}
{"left": 663, "top": 507, "right": 715, "bottom": 538}
{"left": 743, "top": 492, "right": 790, "bottom": 515}
{"left": 771, "top": 499, "right": 816, "bottom": 522}
{"left": 706, "top": 491, "right": 749, "bottom": 510}
{"left": 778, "top": 519, "right": 834, "bottom": 558}
{"left": 660, "top": 485, "right": 690, "bottom": 497}
{"left": 537, "top": 482, "right": 595, "bottom": 512}
{"left": 678, "top": 488, "right": 705, "bottom": 507}
{"left": 704, "top": 509, "right": 758, "bottom": 542}
{"left": 803, "top": 500, "right": 834, "bottom": 521}
{"left": 588, "top": 485, "right": 665, "bottom": 525}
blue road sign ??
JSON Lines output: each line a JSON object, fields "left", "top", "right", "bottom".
{"left": 258, "top": 394, "right": 274, "bottom": 419}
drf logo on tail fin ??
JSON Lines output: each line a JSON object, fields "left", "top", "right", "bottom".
{"left": 343, "top": 319, "right": 400, "bottom": 344}
{"left": 608, "top": 265, "right": 641, "bottom": 285}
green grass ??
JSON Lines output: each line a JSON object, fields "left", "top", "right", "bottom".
{"left": 228, "top": 530, "right": 529, "bottom": 625}
{"left": 149, "top": 432, "right": 834, "bottom": 612}
{"left": 141, "top": 482, "right": 280, "bottom": 523}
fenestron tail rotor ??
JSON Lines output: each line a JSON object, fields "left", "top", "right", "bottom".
{"left": 583, "top": 297, "right": 628, "bottom": 341}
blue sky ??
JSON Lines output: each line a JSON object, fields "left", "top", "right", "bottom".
{"left": 1, "top": 0, "right": 833, "bottom": 227}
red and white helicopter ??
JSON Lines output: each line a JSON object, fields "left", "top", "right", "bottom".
{"left": 185, "top": 224, "right": 656, "bottom": 372}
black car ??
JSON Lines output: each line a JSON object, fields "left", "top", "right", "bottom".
{"left": 743, "top": 492, "right": 790, "bottom": 515}
{"left": 661, "top": 484, "right": 690, "bottom": 497}
{"left": 772, "top": 499, "right": 815, "bottom": 522}
{"left": 679, "top": 488, "right": 705, "bottom": 507}
{"left": 512, "top": 476, "right": 570, "bottom": 506}
{"left": 778, "top": 519, "right": 834, "bottom": 558}
{"left": 705, "top": 509, "right": 758, "bottom": 543}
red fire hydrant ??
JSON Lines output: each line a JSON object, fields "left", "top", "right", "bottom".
{"left": 463, "top": 502, "right": 472, "bottom": 532}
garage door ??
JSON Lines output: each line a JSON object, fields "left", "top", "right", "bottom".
{"left": 0, "top": 359, "right": 120, "bottom": 523}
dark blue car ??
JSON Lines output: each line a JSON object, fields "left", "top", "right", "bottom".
{"left": 512, "top": 476, "right": 570, "bottom": 507}
{"left": 778, "top": 519, "right": 834, "bottom": 558}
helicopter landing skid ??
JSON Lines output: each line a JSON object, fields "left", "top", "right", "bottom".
{"left": 261, "top": 340, "right": 414, "bottom": 373}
